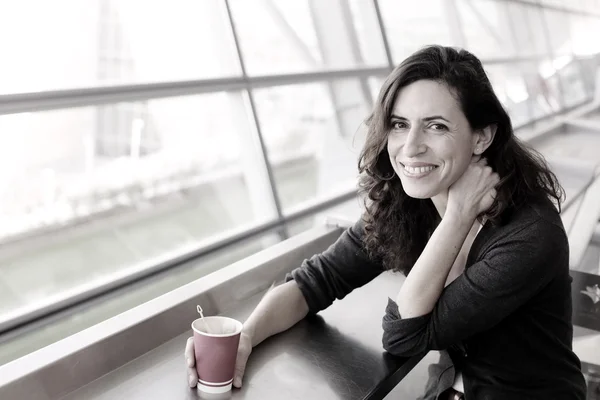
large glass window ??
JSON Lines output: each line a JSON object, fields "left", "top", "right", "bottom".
{"left": 253, "top": 79, "right": 371, "bottom": 211}
{"left": 0, "top": 92, "right": 277, "bottom": 319}
{"left": 456, "top": 0, "right": 517, "bottom": 59}
{"left": 542, "top": 8, "right": 574, "bottom": 55}
{"left": 228, "top": 0, "right": 387, "bottom": 76}
{"left": 1, "top": 0, "right": 598, "bottom": 367}
{"left": 0, "top": 0, "right": 240, "bottom": 95}
{"left": 378, "top": 0, "right": 459, "bottom": 63}
{"left": 505, "top": 3, "right": 549, "bottom": 58}
{"left": 485, "top": 64, "right": 533, "bottom": 127}
{"left": 570, "top": 15, "right": 600, "bottom": 56}
{"left": 558, "top": 60, "right": 590, "bottom": 107}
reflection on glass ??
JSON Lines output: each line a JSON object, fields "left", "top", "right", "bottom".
{"left": 506, "top": 2, "right": 549, "bottom": 57}
{"left": 485, "top": 64, "right": 532, "bottom": 127}
{"left": 558, "top": 60, "right": 589, "bottom": 107}
{"left": 379, "top": 0, "right": 457, "bottom": 63}
{"left": 0, "top": 92, "right": 276, "bottom": 316}
{"left": 368, "top": 76, "right": 386, "bottom": 103}
{"left": 570, "top": 15, "right": 600, "bottom": 56}
{"left": 457, "top": 0, "right": 517, "bottom": 58}
{"left": 253, "top": 80, "right": 370, "bottom": 210}
{"left": 543, "top": 8, "right": 573, "bottom": 55}
{"left": 0, "top": 0, "right": 240, "bottom": 94}
{"left": 0, "top": 227, "right": 283, "bottom": 365}
{"left": 229, "top": 0, "right": 387, "bottom": 76}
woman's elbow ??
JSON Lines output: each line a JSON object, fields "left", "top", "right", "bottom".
{"left": 382, "top": 332, "right": 427, "bottom": 357}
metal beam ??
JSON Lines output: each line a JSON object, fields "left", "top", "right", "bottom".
{"left": 224, "top": 0, "right": 288, "bottom": 240}
{"left": 0, "top": 56, "right": 564, "bottom": 117}
{"left": 373, "top": 0, "right": 395, "bottom": 68}
{"left": 0, "top": 67, "right": 390, "bottom": 115}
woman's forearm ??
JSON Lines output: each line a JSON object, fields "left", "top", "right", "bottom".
{"left": 243, "top": 280, "right": 309, "bottom": 347}
{"left": 395, "top": 214, "right": 473, "bottom": 318}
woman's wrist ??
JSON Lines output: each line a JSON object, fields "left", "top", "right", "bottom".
{"left": 444, "top": 205, "right": 477, "bottom": 226}
{"left": 241, "top": 325, "right": 256, "bottom": 347}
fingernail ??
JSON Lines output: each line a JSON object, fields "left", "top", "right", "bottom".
{"left": 189, "top": 376, "right": 197, "bottom": 388}
{"left": 234, "top": 378, "right": 242, "bottom": 388}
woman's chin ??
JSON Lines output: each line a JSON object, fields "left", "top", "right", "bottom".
{"left": 401, "top": 182, "right": 446, "bottom": 200}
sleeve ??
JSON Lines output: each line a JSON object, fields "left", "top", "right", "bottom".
{"left": 286, "top": 218, "right": 384, "bottom": 314}
{"left": 382, "top": 218, "right": 566, "bottom": 357}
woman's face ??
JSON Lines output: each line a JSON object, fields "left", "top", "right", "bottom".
{"left": 387, "top": 79, "right": 479, "bottom": 199}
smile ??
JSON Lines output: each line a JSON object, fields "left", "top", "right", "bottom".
{"left": 401, "top": 164, "right": 438, "bottom": 178}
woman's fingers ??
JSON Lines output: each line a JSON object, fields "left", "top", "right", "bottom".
{"left": 233, "top": 333, "right": 253, "bottom": 388}
{"left": 185, "top": 337, "right": 195, "bottom": 368}
{"left": 188, "top": 366, "right": 198, "bottom": 388}
{"left": 185, "top": 337, "right": 198, "bottom": 388}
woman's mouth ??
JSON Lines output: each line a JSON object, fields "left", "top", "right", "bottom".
{"left": 400, "top": 163, "right": 439, "bottom": 178}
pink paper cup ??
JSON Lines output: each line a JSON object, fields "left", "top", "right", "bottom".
{"left": 192, "top": 316, "right": 243, "bottom": 394}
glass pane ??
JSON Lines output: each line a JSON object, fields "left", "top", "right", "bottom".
{"left": 543, "top": 9, "right": 573, "bottom": 55}
{"left": 457, "top": 0, "right": 517, "bottom": 58}
{"left": 287, "top": 198, "right": 363, "bottom": 237}
{"left": 368, "top": 76, "right": 386, "bottom": 103}
{"left": 0, "top": 92, "right": 276, "bottom": 318}
{"left": 0, "top": 0, "right": 240, "bottom": 94}
{"left": 531, "top": 60, "right": 563, "bottom": 117}
{"left": 558, "top": 60, "right": 589, "bottom": 107}
{"left": 253, "top": 79, "right": 371, "bottom": 211}
{"left": 485, "top": 60, "right": 568, "bottom": 128}
{"left": 378, "top": 0, "right": 458, "bottom": 63}
{"left": 485, "top": 64, "right": 532, "bottom": 127}
{"left": 506, "top": 3, "right": 550, "bottom": 57}
{"left": 0, "top": 227, "right": 283, "bottom": 365}
{"left": 570, "top": 16, "right": 600, "bottom": 56}
{"left": 229, "top": 0, "right": 387, "bottom": 76}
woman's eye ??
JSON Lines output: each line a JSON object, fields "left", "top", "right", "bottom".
{"left": 392, "top": 121, "right": 407, "bottom": 130}
{"left": 430, "top": 123, "right": 448, "bottom": 131}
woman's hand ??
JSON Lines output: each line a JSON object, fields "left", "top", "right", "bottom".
{"left": 185, "top": 332, "right": 253, "bottom": 389}
{"left": 447, "top": 156, "right": 499, "bottom": 221}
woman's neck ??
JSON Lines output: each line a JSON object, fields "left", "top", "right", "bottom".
{"left": 431, "top": 192, "right": 448, "bottom": 218}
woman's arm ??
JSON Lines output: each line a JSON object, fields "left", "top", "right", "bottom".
{"left": 382, "top": 216, "right": 565, "bottom": 357}
{"left": 287, "top": 218, "right": 384, "bottom": 313}
{"left": 395, "top": 158, "right": 498, "bottom": 319}
{"left": 243, "top": 280, "right": 309, "bottom": 347}
{"left": 395, "top": 213, "right": 474, "bottom": 318}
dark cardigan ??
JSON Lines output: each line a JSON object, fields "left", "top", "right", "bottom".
{"left": 287, "top": 200, "right": 586, "bottom": 399}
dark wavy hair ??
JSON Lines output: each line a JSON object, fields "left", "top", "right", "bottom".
{"left": 358, "top": 45, "right": 564, "bottom": 275}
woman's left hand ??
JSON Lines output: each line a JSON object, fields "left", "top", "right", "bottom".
{"left": 447, "top": 156, "right": 500, "bottom": 221}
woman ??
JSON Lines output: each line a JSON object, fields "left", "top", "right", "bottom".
{"left": 185, "top": 45, "right": 587, "bottom": 399}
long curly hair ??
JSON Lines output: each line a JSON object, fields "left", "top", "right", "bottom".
{"left": 358, "top": 45, "right": 564, "bottom": 275}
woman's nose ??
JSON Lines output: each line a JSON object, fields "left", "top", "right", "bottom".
{"left": 403, "top": 128, "right": 426, "bottom": 157}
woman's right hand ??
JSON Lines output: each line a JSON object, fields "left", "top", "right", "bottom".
{"left": 185, "top": 332, "right": 253, "bottom": 389}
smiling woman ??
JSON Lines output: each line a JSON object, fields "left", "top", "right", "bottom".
{"left": 358, "top": 46, "right": 563, "bottom": 276}
{"left": 386, "top": 80, "right": 490, "bottom": 200}
{"left": 185, "top": 45, "right": 588, "bottom": 400}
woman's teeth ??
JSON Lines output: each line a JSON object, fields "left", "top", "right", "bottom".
{"left": 403, "top": 165, "right": 437, "bottom": 174}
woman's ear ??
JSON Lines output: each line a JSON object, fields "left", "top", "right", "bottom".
{"left": 473, "top": 124, "right": 497, "bottom": 155}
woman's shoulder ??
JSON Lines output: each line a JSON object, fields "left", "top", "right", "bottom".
{"left": 484, "top": 198, "right": 567, "bottom": 251}
{"left": 504, "top": 197, "right": 564, "bottom": 232}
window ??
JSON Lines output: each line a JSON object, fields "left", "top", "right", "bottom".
{"left": 485, "top": 64, "right": 533, "bottom": 127}
{"left": 0, "top": 0, "right": 240, "bottom": 94}
{"left": 228, "top": 0, "right": 387, "bottom": 76}
{"left": 374, "top": 0, "right": 460, "bottom": 64}
{"left": 457, "top": 0, "right": 517, "bottom": 59}
{"left": 506, "top": 2, "right": 549, "bottom": 58}
{"left": 252, "top": 79, "right": 371, "bottom": 211}
{"left": 542, "top": 9, "right": 573, "bottom": 55}
{"left": 0, "top": 92, "right": 277, "bottom": 322}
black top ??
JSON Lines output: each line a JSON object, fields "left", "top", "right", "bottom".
{"left": 287, "top": 200, "right": 586, "bottom": 399}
